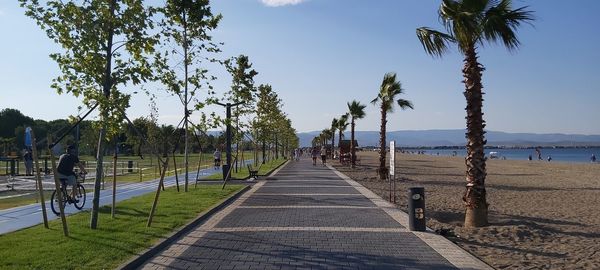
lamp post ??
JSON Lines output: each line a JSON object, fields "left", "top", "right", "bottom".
{"left": 214, "top": 101, "right": 244, "bottom": 180}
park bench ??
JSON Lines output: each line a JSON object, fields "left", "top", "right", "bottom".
{"left": 247, "top": 164, "right": 261, "bottom": 179}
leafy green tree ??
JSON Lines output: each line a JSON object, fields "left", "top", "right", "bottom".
{"left": 254, "top": 84, "right": 280, "bottom": 163}
{"left": 21, "top": 0, "right": 158, "bottom": 228}
{"left": 416, "top": 0, "right": 533, "bottom": 227}
{"left": 155, "top": 0, "right": 221, "bottom": 191}
{"left": 0, "top": 108, "right": 34, "bottom": 139}
{"left": 347, "top": 100, "right": 366, "bottom": 168}
{"left": 371, "top": 72, "right": 413, "bottom": 180}
{"left": 224, "top": 55, "right": 258, "bottom": 169}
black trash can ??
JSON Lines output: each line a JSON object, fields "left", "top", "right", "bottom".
{"left": 408, "top": 187, "right": 426, "bottom": 231}
{"left": 128, "top": 160, "right": 134, "bottom": 173}
{"left": 222, "top": 164, "right": 231, "bottom": 181}
{"left": 10, "top": 159, "right": 16, "bottom": 176}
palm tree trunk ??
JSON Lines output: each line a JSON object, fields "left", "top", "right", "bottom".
{"left": 462, "top": 46, "right": 488, "bottom": 227}
{"left": 338, "top": 130, "right": 342, "bottom": 161}
{"left": 331, "top": 133, "right": 335, "bottom": 159}
{"left": 378, "top": 104, "right": 387, "bottom": 180}
{"left": 350, "top": 120, "right": 356, "bottom": 168}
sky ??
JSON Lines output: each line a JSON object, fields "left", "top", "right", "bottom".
{"left": 0, "top": 0, "right": 599, "bottom": 135}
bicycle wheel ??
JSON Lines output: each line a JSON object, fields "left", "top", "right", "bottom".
{"left": 74, "top": 184, "right": 86, "bottom": 210}
{"left": 50, "top": 189, "right": 68, "bottom": 216}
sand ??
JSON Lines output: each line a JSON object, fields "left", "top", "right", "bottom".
{"left": 332, "top": 151, "right": 600, "bottom": 270}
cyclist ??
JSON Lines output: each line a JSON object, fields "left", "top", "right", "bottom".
{"left": 56, "top": 144, "right": 87, "bottom": 202}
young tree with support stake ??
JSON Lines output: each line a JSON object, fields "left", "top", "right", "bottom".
{"left": 155, "top": 0, "right": 222, "bottom": 192}
{"left": 20, "top": 0, "right": 158, "bottom": 229}
{"left": 416, "top": 0, "right": 533, "bottom": 227}
{"left": 223, "top": 55, "right": 258, "bottom": 171}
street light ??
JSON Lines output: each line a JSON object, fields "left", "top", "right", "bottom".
{"left": 214, "top": 101, "right": 244, "bottom": 180}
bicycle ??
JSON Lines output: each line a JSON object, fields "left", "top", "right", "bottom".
{"left": 50, "top": 172, "right": 87, "bottom": 215}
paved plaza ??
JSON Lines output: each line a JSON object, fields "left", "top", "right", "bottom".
{"left": 139, "top": 159, "right": 492, "bottom": 270}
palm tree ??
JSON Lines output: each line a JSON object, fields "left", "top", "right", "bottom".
{"left": 337, "top": 113, "right": 349, "bottom": 160}
{"left": 330, "top": 118, "right": 338, "bottom": 158}
{"left": 321, "top": 129, "right": 333, "bottom": 147}
{"left": 347, "top": 100, "right": 366, "bottom": 168}
{"left": 371, "top": 72, "right": 413, "bottom": 180}
{"left": 416, "top": 0, "right": 533, "bottom": 227}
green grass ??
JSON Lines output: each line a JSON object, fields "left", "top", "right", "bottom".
{"left": 0, "top": 185, "right": 243, "bottom": 270}
{"left": 0, "top": 190, "right": 53, "bottom": 210}
{"left": 204, "top": 158, "right": 287, "bottom": 180}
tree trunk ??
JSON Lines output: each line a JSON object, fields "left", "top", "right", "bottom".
{"left": 183, "top": 7, "right": 190, "bottom": 192}
{"left": 338, "top": 130, "right": 342, "bottom": 161}
{"left": 91, "top": 0, "right": 115, "bottom": 229}
{"left": 462, "top": 46, "right": 488, "bottom": 227}
{"left": 262, "top": 140, "right": 266, "bottom": 164}
{"left": 350, "top": 119, "right": 356, "bottom": 168}
{"left": 378, "top": 104, "right": 387, "bottom": 180}
{"left": 331, "top": 132, "right": 335, "bottom": 159}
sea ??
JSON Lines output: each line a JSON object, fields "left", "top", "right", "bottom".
{"left": 402, "top": 147, "right": 600, "bottom": 164}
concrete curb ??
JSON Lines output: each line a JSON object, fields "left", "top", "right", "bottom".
{"left": 326, "top": 164, "right": 494, "bottom": 270}
{"left": 117, "top": 185, "right": 252, "bottom": 270}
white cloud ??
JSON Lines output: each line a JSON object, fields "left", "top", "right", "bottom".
{"left": 260, "top": 0, "right": 306, "bottom": 7}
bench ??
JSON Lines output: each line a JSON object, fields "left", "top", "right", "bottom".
{"left": 247, "top": 164, "right": 260, "bottom": 179}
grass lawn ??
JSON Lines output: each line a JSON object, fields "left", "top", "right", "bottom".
{"left": 0, "top": 190, "right": 53, "bottom": 210}
{"left": 0, "top": 184, "right": 244, "bottom": 270}
{"left": 204, "top": 158, "right": 287, "bottom": 180}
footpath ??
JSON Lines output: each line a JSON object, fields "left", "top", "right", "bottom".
{"left": 138, "top": 158, "right": 492, "bottom": 270}
{"left": 0, "top": 166, "right": 228, "bottom": 235}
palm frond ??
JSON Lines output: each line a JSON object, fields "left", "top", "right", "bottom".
{"left": 397, "top": 99, "right": 414, "bottom": 110}
{"left": 482, "top": 0, "right": 534, "bottom": 51}
{"left": 416, "top": 27, "right": 454, "bottom": 57}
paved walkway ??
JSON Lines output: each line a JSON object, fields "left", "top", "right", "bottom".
{"left": 0, "top": 166, "right": 231, "bottom": 235}
{"left": 140, "top": 159, "right": 492, "bottom": 270}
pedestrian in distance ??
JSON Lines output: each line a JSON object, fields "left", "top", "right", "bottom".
{"left": 592, "top": 154, "right": 597, "bottom": 163}
{"left": 320, "top": 146, "right": 327, "bottom": 166}
{"left": 311, "top": 147, "right": 318, "bottom": 166}
{"left": 23, "top": 149, "right": 33, "bottom": 176}
{"left": 213, "top": 149, "right": 221, "bottom": 169}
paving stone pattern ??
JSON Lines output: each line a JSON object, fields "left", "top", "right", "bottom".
{"left": 139, "top": 159, "right": 479, "bottom": 270}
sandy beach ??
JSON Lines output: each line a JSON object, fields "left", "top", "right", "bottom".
{"left": 332, "top": 151, "right": 600, "bottom": 269}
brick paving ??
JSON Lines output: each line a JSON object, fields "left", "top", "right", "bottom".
{"left": 139, "top": 159, "right": 492, "bottom": 270}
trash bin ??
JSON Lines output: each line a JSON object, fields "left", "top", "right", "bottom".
{"left": 128, "top": 160, "right": 134, "bottom": 173}
{"left": 10, "top": 159, "right": 16, "bottom": 176}
{"left": 408, "top": 187, "right": 426, "bottom": 231}
{"left": 222, "top": 164, "right": 230, "bottom": 181}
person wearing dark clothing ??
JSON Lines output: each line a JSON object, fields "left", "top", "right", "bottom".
{"left": 23, "top": 150, "right": 33, "bottom": 176}
{"left": 57, "top": 145, "right": 87, "bottom": 199}
{"left": 592, "top": 154, "right": 597, "bottom": 163}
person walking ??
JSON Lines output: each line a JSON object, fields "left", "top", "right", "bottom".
{"left": 320, "top": 146, "right": 327, "bottom": 166}
{"left": 213, "top": 149, "right": 221, "bottom": 169}
{"left": 311, "top": 147, "right": 318, "bottom": 166}
{"left": 23, "top": 149, "right": 33, "bottom": 176}
{"left": 592, "top": 154, "right": 597, "bottom": 163}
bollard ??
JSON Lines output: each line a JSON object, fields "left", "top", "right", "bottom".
{"left": 408, "top": 187, "right": 426, "bottom": 231}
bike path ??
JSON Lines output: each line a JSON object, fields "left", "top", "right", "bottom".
{"left": 139, "top": 159, "right": 492, "bottom": 270}
{"left": 0, "top": 166, "right": 227, "bottom": 235}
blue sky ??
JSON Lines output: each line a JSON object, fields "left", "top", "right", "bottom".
{"left": 1, "top": 0, "right": 599, "bottom": 134}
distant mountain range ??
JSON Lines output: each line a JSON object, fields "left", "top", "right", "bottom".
{"left": 297, "top": 129, "right": 600, "bottom": 147}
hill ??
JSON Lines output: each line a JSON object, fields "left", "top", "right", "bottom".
{"left": 297, "top": 129, "right": 600, "bottom": 147}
